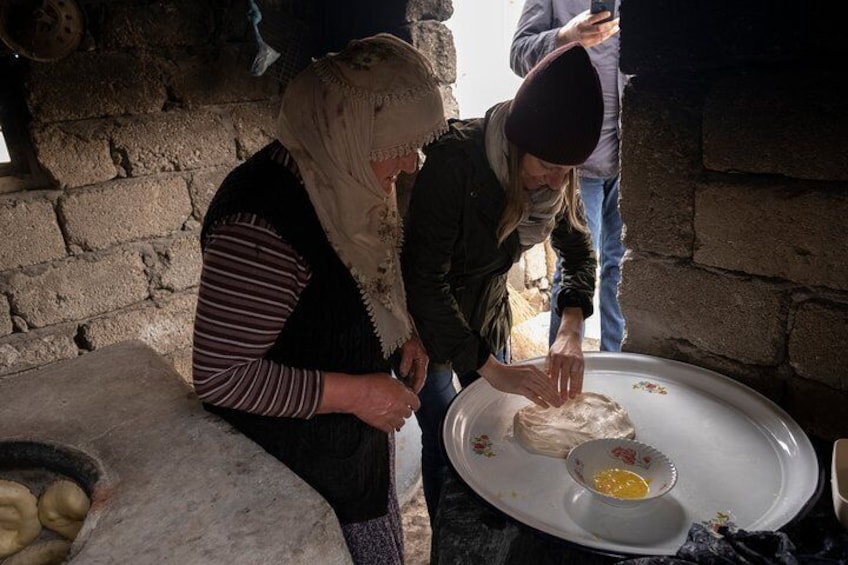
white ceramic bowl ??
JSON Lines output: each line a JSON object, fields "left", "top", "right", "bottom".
{"left": 566, "top": 438, "right": 678, "bottom": 508}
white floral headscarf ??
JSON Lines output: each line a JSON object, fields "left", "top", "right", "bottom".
{"left": 277, "top": 34, "right": 447, "bottom": 357}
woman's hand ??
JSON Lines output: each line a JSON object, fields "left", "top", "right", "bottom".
{"left": 477, "top": 355, "right": 563, "bottom": 408}
{"left": 556, "top": 10, "right": 620, "bottom": 49}
{"left": 321, "top": 372, "right": 421, "bottom": 433}
{"left": 547, "top": 307, "right": 585, "bottom": 400}
{"left": 396, "top": 334, "right": 429, "bottom": 394}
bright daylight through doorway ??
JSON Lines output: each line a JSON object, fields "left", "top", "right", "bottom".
{"left": 446, "top": 0, "right": 601, "bottom": 343}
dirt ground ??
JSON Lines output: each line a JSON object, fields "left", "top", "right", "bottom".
{"left": 402, "top": 483, "right": 432, "bottom": 565}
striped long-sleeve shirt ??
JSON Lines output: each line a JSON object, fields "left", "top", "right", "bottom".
{"left": 191, "top": 212, "right": 323, "bottom": 419}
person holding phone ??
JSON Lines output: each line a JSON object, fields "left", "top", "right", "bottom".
{"left": 511, "top": 0, "right": 627, "bottom": 353}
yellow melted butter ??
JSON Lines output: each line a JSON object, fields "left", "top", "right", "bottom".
{"left": 592, "top": 468, "right": 649, "bottom": 499}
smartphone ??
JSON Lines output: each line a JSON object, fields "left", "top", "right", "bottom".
{"left": 590, "top": 0, "right": 615, "bottom": 24}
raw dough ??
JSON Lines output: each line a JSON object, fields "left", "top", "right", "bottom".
{"left": 37, "top": 480, "right": 90, "bottom": 540}
{"left": 513, "top": 392, "right": 635, "bottom": 458}
{"left": 0, "top": 479, "right": 42, "bottom": 558}
{"left": 2, "top": 539, "right": 71, "bottom": 565}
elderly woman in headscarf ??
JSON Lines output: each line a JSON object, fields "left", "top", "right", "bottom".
{"left": 401, "top": 43, "right": 603, "bottom": 523}
{"left": 191, "top": 34, "right": 446, "bottom": 564}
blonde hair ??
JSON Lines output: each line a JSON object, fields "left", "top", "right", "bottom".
{"left": 496, "top": 145, "right": 587, "bottom": 245}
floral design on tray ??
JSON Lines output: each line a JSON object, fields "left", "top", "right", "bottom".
{"left": 494, "top": 490, "right": 525, "bottom": 501}
{"left": 610, "top": 446, "right": 652, "bottom": 469}
{"left": 701, "top": 511, "right": 738, "bottom": 537}
{"left": 632, "top": 380, "right": 668, "bottom": 395}
{"left": 471, "top": 434, "right": 496, "bottom": 457}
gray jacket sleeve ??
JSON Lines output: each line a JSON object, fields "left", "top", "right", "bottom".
{"left": 510, "top": 0, "right": 561, "bottom": 77}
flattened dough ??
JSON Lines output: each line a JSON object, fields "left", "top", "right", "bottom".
{"left": 37, "top": 480, "right": 90, "bottom": 540}
{"left": 0, "top": 479, "right": 42, "bottom": 558}
{"left": 514, "top": 392, "right": 635, "bottom": 458}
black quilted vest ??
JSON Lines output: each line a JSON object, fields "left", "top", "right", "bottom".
{"left": 201, "top": 142, "right": 390, "bottom": 524}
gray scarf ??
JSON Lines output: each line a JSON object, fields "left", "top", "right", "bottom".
{"left": 484, "top": 101, "right": 565, "bottom": 247}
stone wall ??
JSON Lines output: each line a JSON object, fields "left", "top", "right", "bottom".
{"left": 0, "top": 0, "right": 456, "bottom": 381}
{"left": 8, "top": 0, "right": 843, "bottom": 445}
{"left": 618, "top": 1, "right": 848, "bottom": 439}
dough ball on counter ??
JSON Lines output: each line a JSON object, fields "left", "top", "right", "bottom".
{"left": 0, "top": 479, "right": 42, "bottom": 558}
{"left": 37, "top": 480, "right": 90, "bottom": 540}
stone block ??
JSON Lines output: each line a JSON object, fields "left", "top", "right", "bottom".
{"left": 619, "top": 2, "right": 813, "bottom": 76}
{"left": 620, "top": 77, "right": 705, "bottom": 258}
{"left": 152, "top": 234, "right": 202, "bottom": 291}
{"left": 222, "top": 0, "right": 251, "bottom": 41}
{"left": 673, "top": 342, "right": 788, "bottom": 404}
{"left": 507, "top": 262, "right": 525, "bottom": 292}
{"left": 112, "top": 111, "right": 237, "bottom": 176}
{"left": 405, "top": 0, "right": 453, "bottom": 22}
{"left": 31, "top": 121, "right": 118, "bottom": 189}
{"left": 80, "top": 292, "right": 197, "bottom": 356}
{"left": 7, "top": 250, "right": 149, "bottom": 328}
{"left": 190, "top": 166, "right": 231, "bottom": 221}
{"left": 0, "top": 195, "right": 66, "bottom": 271}
{"left": 783, "top": 377, "right": 848, "bottom": 441}
{"left": 167, "top": 45, "right": 280, "bottom": 109}
{"left": 520, "top": 287, "right": 545, "bottom": 312}
{"left": 695, "top": 183, "right": 848, "bottom": 292}
{"left": 103, "top": 0, "right": 215, "bottom": 49}
{"left": 254, "top": 3, "right": 312, "bottom": 80}
{"left": 166, "top": 346, "right": 194, "bottom": 384}
{"left": 703, "top": 72, "right": 848, "bottom": 182}
{"left": 619, "top": 256, "right": 784, "bottom": 365}
{"left": 26, "top": 52, "right": 166, "bottom": 122}
{"left": 0, "top": 296, "right": 11, "bottom": 337}
{"left": 523, "top": 244, "right": 547, "bottom": 284}
{"left": 441, "top": 85, "right": 459, "bottom": 120}
{"left": 408, "top": 21, "right": 457, "bottom": 84}
{"left": 59, "top": 176, "right": 192, "bottom": 251}
{"left": 229, "top": 101, "right": 279, "bottom": 160}
{"left": 789, "top": 301, "right": 848, "bottom": 390}
{"left": 0, "top": 323, "right": 79, "bottom": 376}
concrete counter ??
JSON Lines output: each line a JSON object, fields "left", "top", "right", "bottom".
{"left": 0, "top": 340, "right": 352, "bottom": 564}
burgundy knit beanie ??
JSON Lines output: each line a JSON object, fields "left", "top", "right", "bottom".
{"left": 504, "top": 42, "right": 603, "bottom": 166}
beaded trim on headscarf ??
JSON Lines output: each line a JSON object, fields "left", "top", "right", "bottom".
{"left": 369, "top": 121, "right": 447, "bottom": 161}
{"left": 312, "top": 35, "right": 448, "bottom": 161}
{"left": 313, "top": 58, "right": 436, "bottom": 105}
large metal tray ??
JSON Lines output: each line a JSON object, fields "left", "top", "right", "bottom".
{"left": 442, "top": 352, "right": 819, "bottom": 556}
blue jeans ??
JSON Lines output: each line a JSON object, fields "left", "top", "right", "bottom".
{"left": 549, "top": 175, "right": 624, "bottom": 352}
{"left": 414, "top": 350, "right": 507, "bottom": 526}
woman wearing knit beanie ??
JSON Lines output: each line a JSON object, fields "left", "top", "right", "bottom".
{"left": 191, "top": 34, "right": 446, "bottom": 564}
{"left": 402, "top": 42, "right": 603, "bottom": 524}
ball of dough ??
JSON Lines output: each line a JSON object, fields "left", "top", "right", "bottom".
{"left": 0, "top": 479, "right": 42, "bottom": 558}
{"left": 513, "top": 392, "right": 636, "bottom": 458}
{"left": 37, "top": 479, "right": 90, "bottom": 540}
{"left": 2, "top": 539, "right": 71, "bottom": 565}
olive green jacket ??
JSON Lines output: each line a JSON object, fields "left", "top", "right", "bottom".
{"left": 401, "top": 114, "right": 597, "bottom": 381}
